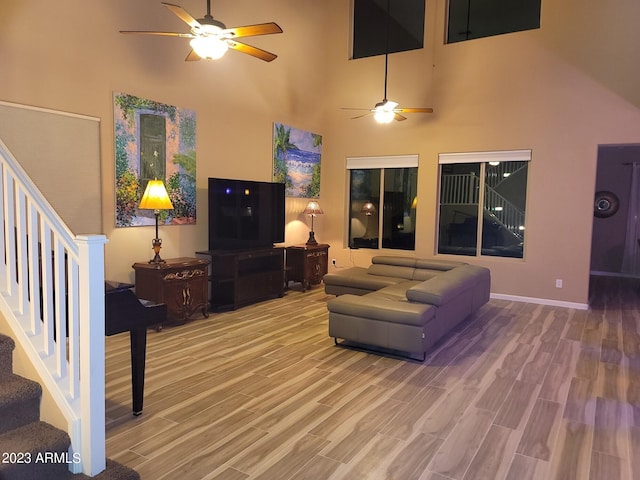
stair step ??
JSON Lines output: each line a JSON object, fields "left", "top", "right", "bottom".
{"left": 0, "top": 336, "right": 140, "bottom": 479}
{"left": 0, "top": 374, "right": 42, "bottom": 435}
{"left": 0, "top": 334, "right": 15, "bottom": 380}
{"left": 0, "top": 421, "right": 71, "bottom": 480}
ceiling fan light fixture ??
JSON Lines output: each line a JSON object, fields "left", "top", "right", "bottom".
{"left": 121, "top": 2, "right": 281, "bottom": 62}
{"left": 190, "top": 35, "right": 228, "bottom": 59}
{"left": 373, "top": 100, "right": 397, "bottom": 124}
{"left": 374, "top": 110, "right": 395, "bottom": 124}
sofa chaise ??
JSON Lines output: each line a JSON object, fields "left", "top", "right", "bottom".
{"left": 323, "top": 256, "right": 491, "bottom": 360}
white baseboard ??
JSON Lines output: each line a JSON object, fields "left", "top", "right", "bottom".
{"left": 490, "top": 293, "right": 589, "bottom": 311}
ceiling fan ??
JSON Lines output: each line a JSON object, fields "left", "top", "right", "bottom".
{"left": 120, "top": 1, "right": 283, "bottom": 62}
{"left": 342, "top": 52, "right": 433, "bottom": 123}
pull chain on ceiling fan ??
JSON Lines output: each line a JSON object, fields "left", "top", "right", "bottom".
{"left": 342, "top": 0, "right": 433, "bottom": 122}
{"left": 120, "top": 1, "right": 282, "bottom": 62}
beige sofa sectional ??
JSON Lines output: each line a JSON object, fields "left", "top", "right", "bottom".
{"left": 324, "top": 256, "right": 491, "bottom": 360}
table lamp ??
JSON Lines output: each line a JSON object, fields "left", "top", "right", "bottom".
{"left": 361, "top": 201, "right": 377, "bottom": 239}
{"left": 138, "top": 179, "right": 174, "bottom": 264}
{"left": 303, "top": 200, "right": 323, "bottom": 245}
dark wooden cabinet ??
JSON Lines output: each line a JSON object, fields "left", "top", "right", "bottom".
{"left": 285, "top": 244, "right": 330, "bottom": 291}
{"left": 196, "top": 247, "right": 285, "bottom": 311}
{"left": 132, "top": 257, "right": 209, "bottom": 323}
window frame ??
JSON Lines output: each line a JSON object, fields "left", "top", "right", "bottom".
{"left": 437, "top": 149, "right": 531, "bottom": 259}
{"left": 347, "top": 155, "right": 419, "bottom": 251}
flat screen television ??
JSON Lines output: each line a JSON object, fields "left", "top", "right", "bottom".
{"left": 208, "top": 177, "right": 285, "bottom": 250}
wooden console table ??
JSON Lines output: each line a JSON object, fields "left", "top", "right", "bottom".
{"left": 285, "top": 244, "right": 330, "bottom": 291}
{"left": 132, "top": 257, "right": 210, "bottom": 324}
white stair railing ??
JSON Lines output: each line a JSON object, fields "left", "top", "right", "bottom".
{"left": 483, "top": 185, "right": 525, "bottom": 240}
{"left": 440, "top": 173, "right": 479, "bottom": 205}
{"left": 0, "top": 138, "right": 107, "bottom": 476}
{"left": 441, "top": 173, "right": 524, "bottom": 239}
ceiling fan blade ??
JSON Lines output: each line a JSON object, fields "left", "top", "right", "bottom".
{"left": 395, "top": 107, "right": 434, "bottom": 113}
{"left": 351, "top": 112, "right": 374, "bottom": 120}
{"left": 224, "top": 22, "right": 283, "bottom": 38}
{"left": 227, "top": 40, "right": 277, "bottom": 62}
{"left": 185, "top": 49, "right": 201, "bottom": 61}
{"left": 341, "top": 107, "right": 373, "bottom": 111}
{"left": 394, "top": 113, "right": 408, "bottom": 121}
{"left": 161, "top": 2, "right": 201, "bottom": 29}
{"left": 119, "top": 30, "right": 194, "bottom": 38}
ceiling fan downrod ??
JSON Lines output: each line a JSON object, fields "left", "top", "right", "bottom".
{"left": 382, "top": 52, "right": 389, "bottom": 103}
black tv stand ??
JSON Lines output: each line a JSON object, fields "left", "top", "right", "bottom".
{"left": 196, "top": 247, "right": 285, "bottom": 311}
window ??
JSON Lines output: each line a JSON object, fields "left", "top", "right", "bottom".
{"left": 139, "top": 113, "right": 166, "bottom": 188}
{"left": 347, "top": 155, "right": 418, "bottom": 250}
{"left": 352, "top": 0, "right": 425, "bottom": 59}
{"left": 437, "top": 150, "right": 530, "bottom": 258}
{"left": 446, "top": 0, "right": 541, "bottom": 44}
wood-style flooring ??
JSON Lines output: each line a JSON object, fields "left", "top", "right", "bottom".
{"left": 105, "top": 275, "right": 640, "bottom": 480}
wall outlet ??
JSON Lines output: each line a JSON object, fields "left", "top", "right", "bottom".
{"left": 332, "top": 258, "right": 337, "bottom": 266}
{"left": 555, "top": 279, "right": 563, "bottom": 288}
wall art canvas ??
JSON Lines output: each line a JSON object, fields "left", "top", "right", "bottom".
{"left": 273, "top": 123, "right": 322, "bottom": 198}
{"left": 114, "top": 92, "right": 197, "bottom": 227}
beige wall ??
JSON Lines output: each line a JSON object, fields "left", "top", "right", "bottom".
{"left": 2, "top": 0, "right": 640, "bottom": 305}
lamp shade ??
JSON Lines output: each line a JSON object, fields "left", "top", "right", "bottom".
{"left": 139, "top": 179, "right": 174, "bottom": 210}
{"left": 303, "top": 200, "right": 324, "bottom": 216}
{"left": 361, "top": 201, "right": 376, "bottom": 215}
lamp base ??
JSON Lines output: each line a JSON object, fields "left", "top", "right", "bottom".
{"left": 148, "top": 238, "right": 166, "bottom": 264}
{"left": 306, "top": 231, "right": 318, "bottom": 246}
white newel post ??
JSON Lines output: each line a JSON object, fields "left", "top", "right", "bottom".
{"left": 76, "top": 235, "right": 108, "bottom": 475}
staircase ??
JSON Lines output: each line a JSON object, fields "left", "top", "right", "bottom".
{"left": 0, "top": 334, "right": 139, "bottom": 480}
{"left": 441, "top": 171, "right": 526, "bottom": 241}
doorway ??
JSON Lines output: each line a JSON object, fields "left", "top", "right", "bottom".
{"left": 590, "top": 143, "right": 640, "bottom": 277}
{"left": 139, "top": 113, "right": 167, "bottom": 189}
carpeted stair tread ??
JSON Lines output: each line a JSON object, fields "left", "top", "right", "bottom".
{"left": 0, "top": 334, "right": 15, "bottom": 380}
{"left": 0, "top": 334, "right": 140, "bottom": 479}
{"left": 0, "top": 333, "right": 15, "bottom": 356}
{"left": 0, "top": 374, "right": 42, "bottom": 434}
{"left": 0, "top": 420, "right": 70, "bottom": 453}
{"left": 0, "top": 421, "right": 71, "bottom": 480}
{"left": 0, "top": 374, "right": 42, "bottom": 406}
{"left": 0, "top": 420, "right": 140, "bottom": 480}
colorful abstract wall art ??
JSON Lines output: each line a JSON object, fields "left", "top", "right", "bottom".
{"left": 114, "top": 92, "right": 196, "bottom": 227}
{"left": 273, "top": 123, "right": 322, "bottom": 198}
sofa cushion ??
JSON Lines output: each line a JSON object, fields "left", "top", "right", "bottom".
{"left": 327, "top": 293, "right": 435, "bottom": 327}
{"left": 371, "top": 256, "right": 418, "bottom": 267}
{"left": 368, "top": 263, "right": 415, "bottom": 280}
{"left": 412, "top": 269, "right": 446, "bottom": 281}
{"left": 414, "top": 259, "right": 467, "bottom": 271}
{"left": 373, "top": 281, "right": 421, "bottom": 301}
{"left": 406, "top": 265, "right": 489, "bottom": 306}
{"left": 323, "top": 267, "right": 406, "bottom": 291}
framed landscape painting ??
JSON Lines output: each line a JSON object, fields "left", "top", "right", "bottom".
{"left": 113, "top": 92, "right": 197, "bottom": 227}
{"left": 273, "top": 123, "right": 322, "bottom": 198}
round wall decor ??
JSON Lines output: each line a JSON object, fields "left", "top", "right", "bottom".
{"left": 594, "top": 190, "right": 620, "bottom": 218}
